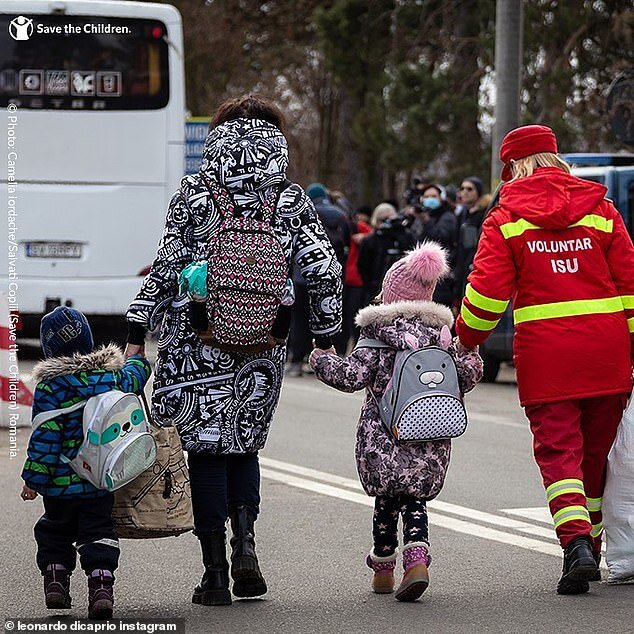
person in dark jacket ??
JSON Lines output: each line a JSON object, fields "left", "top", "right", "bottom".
{"left": 21, "top": 306, "right": 151, "bottom": 619}
{"left": 126, "top": 96, "right": 342, "bottom": 606}
{"left": 411, "top": 185, "right": 457, "bottom": 307}
{"left": 357, "top": 203, "right": 416, "bottom": 303}
{"left": 287, "top": 183, "right": 350, "bottom": 371}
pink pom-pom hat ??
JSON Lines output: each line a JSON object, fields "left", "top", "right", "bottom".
{"left": 381, "top": 241, "right": 449, "bottom": 304}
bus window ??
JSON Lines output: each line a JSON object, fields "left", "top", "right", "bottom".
{"left": 0, "top": 15, "right": 169, "bottom": 110}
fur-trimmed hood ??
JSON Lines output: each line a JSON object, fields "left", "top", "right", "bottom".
{"left": 32, "top": 344, "right": 125, "bottom": 382}
{"left": 355, "top": 300, "right": 454, "bottom": 351}
{"left": 356, "top": 300, "right": 454, "bottom": 329}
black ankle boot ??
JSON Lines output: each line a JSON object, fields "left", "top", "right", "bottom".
{"left": 557, "top": 536, "right": 598, "bottom": 595}
{"left": 44, "top": 564, "right": 71, "bottom": 609}
{"left": 590, "top": 552, "right": 602, "bottom": 582}
{"left": 229, "top": 505, "right": 267, "bottom": 597}
{"left": 192, "top": 531, "right": 232, "bottom": 606}
{"left": 87, "top": 569, "right": 114, "bottom": 619}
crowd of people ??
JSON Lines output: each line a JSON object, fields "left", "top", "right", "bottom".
{"left": 286, "top": 174, "right": 492, "bottom": 374}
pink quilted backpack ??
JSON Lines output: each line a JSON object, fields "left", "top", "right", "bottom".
{"left": 198, "top": 176, "right": 288, "bottom": 353}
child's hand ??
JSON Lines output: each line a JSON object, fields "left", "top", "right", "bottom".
{"left": 455, "top": 338, "right": 478, "bottom": 354}
{"left": 21, "top": 485, "right": 38, "bottom": 501}
{"left": 125, "top": 343, "right": 146, "bottom": 358}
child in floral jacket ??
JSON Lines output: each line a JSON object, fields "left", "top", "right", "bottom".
{"left": 310, "top": 242, "right": 483, "bottom": 602}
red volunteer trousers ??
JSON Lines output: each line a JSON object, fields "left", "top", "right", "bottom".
{"left": 525, "top": 393, "right": 628, "bottom": 550}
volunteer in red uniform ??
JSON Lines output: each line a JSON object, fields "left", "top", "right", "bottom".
{"left": 456, "top": 125, "right": 634, "bottom": 595}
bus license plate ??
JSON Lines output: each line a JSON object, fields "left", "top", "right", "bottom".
{"left": 25, "top": 242, "right": 83, "bottom": 259}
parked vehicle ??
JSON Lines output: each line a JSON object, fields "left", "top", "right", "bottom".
{"left": 1, "top": 1, "right": 185, "bottom": 342}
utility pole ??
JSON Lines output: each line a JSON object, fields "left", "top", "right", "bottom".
{"left": 491, "top": 0, "right": 523, "bottom": 188}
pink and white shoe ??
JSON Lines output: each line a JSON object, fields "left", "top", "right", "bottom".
{"left": 395, "top": 542, "right": 431, "bottom": 602}
{"left": 366, "top": 549, "right": 397, "bottom": 594}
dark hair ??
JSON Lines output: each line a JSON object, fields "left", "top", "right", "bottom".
{"left": 211, "top": 95, "right": 286, "bottom": 135}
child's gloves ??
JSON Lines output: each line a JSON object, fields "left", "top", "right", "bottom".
{"left": 179, "top": 261, "right": 208, "bottom": 301}
{"left": 309, "top": 347, "right": 336, "bottom": 366}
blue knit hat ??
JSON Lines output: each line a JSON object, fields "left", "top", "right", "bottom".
{"left": 306, "top": 183, "right": 328, "bottom": 200}
{"left": 40, "top": 307, "right": 94, "bottom": 358}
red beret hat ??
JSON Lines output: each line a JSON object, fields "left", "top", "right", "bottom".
{"left": 499, "top": 125, "right": 558, "bottom": 181}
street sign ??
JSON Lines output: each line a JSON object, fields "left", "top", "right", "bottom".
{"left": 606, "top": 70, "right": 634, "bottom": 146}
{"left": 185, "top": 118, "right": 209, "bottom": 175}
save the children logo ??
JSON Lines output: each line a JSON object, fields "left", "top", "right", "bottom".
{"left": 9, "top": 16, "right": 34, "bottom": 41}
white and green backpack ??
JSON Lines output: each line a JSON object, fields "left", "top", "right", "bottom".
{"left": 32, "top": 391, "right": 157, "bottom": 491}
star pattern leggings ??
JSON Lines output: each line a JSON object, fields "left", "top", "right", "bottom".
{"left": 373, "top": 495, "right": 429, "bottom": 556}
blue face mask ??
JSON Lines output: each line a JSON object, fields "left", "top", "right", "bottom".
{"left": 422, "top": 197, "right": 441, "bottom": 211}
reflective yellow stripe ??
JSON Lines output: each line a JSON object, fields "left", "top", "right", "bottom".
{"left": 569, "top": 214, "right": 613, "bottom": 233}
{"left": 500, "top": 214, "right": 613, "bottom": 239}
{"left": 500, "top": 218, "right": 540, "bottom": 239}
{"left": 460, "top": 304, "right": 500, "bottom": 331}
{"left": 591, "top": 522, "right": 604, "bottom": 538}
{"left": 628, "top": 317, "right": 634, "bottom": 333}
{"left": 622, "top": 296, "right": 634, "bottom": 309}
{"left": 553, "top": 505, "right": 591, "bottom": 529}
{"left": 546, "top": 479, "right": 585, "bottom": 503}
{"left": 586, "top": 497, "right": 602, "bottom": 513}
{"left": 514, "top": 297, "right": 624, "bottom": 325}
{"left": 465, "top": 284, "right": 509, "bottom": 314}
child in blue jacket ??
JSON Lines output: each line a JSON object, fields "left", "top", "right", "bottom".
{"left": 21, "top": 307, "right": 151, "bottom": 619}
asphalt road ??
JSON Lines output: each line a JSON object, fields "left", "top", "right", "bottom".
{"left": 2, "top": 347, "right": 633, "bottom": 633}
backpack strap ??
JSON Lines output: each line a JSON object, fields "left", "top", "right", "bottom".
{"left": 354, "top": 337, "right": 391, "bottom": 350}
{"left": 31, "top": 400, "right": 86, "bottom": 431}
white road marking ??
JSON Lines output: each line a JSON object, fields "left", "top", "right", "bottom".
{"left": 501, "top": 507, "right": 554, "bottom": 526}
{"left": 262, "top": 455, "right": 554, "bottom": 540}
{"left": 261, "top": 468, "right": 561, "bottom": 557}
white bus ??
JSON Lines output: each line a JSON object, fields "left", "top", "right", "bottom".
{"left": 1, "top": 0, "right": 185, "bottom": 341}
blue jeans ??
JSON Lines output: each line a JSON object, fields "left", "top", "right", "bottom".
{"left": 188, "top": 452, "right": 261, "bottom": 536}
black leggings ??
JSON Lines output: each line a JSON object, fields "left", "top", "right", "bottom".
{"left": 188, "top": 452, "right": 260, "bottom": 537}
{"left": 373, "top": 495, "right": 429, "bottom": 557}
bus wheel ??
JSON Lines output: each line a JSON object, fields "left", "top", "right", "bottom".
{"left": 482, "top": 352, "right": 501, "bottom": 383}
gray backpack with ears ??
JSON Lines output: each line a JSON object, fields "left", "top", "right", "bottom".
{"left": 355, "top": 339, "right": 468, "bottom": 442}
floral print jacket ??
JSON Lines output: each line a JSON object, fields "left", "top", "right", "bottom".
{"left": 310, "top": 300, "right": 483, "bottom": 499}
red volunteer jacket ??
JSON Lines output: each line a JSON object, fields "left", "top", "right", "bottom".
{"left": 456, "top": 167, "right": 634, "bottom": 406}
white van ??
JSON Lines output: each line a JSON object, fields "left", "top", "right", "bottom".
{"left": 1, "top": 1, "right": 185, "bottom": 340}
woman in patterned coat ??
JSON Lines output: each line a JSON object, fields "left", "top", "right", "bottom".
{"left": 125, "top": 96, "right": 342, "bottom": 606}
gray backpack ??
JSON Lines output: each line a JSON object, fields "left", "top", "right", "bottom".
{"left": 356, "top": 339, "right": 468, "bottom": 442}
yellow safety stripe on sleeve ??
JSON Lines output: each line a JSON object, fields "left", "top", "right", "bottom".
{"left": 591, "top": 522, "right": 604, "bottom": 538}
{"left": 586, "top": 497, "right": 602, "bottom": 513}
{"left": 514, "top": 297, "right": 624, "bottom": 325}
{"left": 499, "top": 218, "right": 540, "bottom": 239}
{"left": 465, "top": 284, "right": 510, "bottom": 315}
{"left": 552, "top": 505, "right": 591, "bottom": 529}
{"left": 569, "top": 214, "right": 613, "bottom": 233}
{"left": 499, "top": 214, "right": 614, "bottom": 240}
{"left": 460, "top": 304, "right": 500, "bottom": 331}
{"left": 622, "top": 296, "right": 634, "bottom": 309}
{"left": 628, "top": 317, "right": 634, "bottom": 333}
{"left": 546, "top": 479, "right": 585, "bottom": 503}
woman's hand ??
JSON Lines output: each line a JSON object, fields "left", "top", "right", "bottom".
{"left": 455, "top": 339, "right": 478, "bottom": 355}
{"left": 21, "top": 485, "right": 38, "bottom": 501}
{"left": 125, "top": 343, "right": 146, "bottom": 358}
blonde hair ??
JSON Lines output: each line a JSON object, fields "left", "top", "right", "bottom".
{"left": 370, "top": 202, "right": 397, "bottom": 228}
{"left": 511, "top": 152, "right": 572, "bottom": 180}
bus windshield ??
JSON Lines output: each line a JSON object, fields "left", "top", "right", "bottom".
{"left": 0, "top": 14, "right": 169, "bottom": 110}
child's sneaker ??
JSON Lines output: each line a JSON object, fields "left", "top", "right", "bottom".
{"left": 395, "top": 542, "right": 430, "bottom": 602}
{"left": 44, "top": 564, "right": 71, "bottom": 609}
{"left": 366, "top": 550, "right": 397, "bottom": 594}
{"left": 88, "top": 569, "right": 114, "bottom": 619}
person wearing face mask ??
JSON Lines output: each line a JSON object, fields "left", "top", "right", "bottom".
{"left": 411, "top": 185, "right": 457, "bottom": 307}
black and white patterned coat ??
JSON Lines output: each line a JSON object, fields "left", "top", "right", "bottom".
{"left": 127, "top": 118, "right": 342, "bottom": 454}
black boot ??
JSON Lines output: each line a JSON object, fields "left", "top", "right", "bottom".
{"left": 44, "top": 564, "right": 71, "bottom": 609}
{"left": 87, "top": 569, "right": 114, "bottom": 619}
{"left": 229, "top": 505, "right": 267, "bottom": 598}
{"left": 192, "top": 532, "right": 232, "bottom": 606}
{"left": 557, "top": 536, "right": 598, "bottom": 595}
{"left": 590, "top": 552, "right": 602, "bottom": 582}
